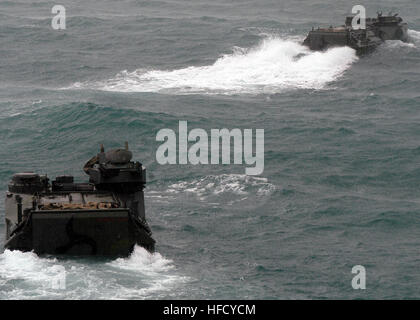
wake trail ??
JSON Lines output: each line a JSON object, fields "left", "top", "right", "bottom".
{"left": 71, "top": 36, "right": 358, "bottom": 95}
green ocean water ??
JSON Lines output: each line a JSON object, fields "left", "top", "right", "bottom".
{"left": 1, "top": 0, "right": 420, "bottom": 299}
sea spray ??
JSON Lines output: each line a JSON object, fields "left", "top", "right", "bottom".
{"left": 72, "top": 37, "right": 358, "bottom": 95}
{"left": 0, "top": 247, "right": 186, "bottom": 299}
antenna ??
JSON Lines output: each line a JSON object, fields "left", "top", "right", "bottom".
{"left": 125, "top": 141, "right": 129, "bottom": 151}
{"left": 100, "top": 144, "right": 104, "bottom": 153}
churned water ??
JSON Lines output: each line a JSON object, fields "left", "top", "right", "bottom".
{"left": 1, "top": 0, "right": 420, "bottom": 299}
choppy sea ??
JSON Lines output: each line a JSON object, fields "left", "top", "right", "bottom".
{"left": 1, "top": 0, "right": 420, "bottom": 299}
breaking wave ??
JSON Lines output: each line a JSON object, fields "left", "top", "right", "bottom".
{"left": 0, "top": 247, "right": 186, "bottom": 299}
{"left": 72, "top": 36, "right": 358, "bottom": 95}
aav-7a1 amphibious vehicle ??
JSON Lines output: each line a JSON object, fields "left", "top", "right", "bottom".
{"left": 303, "top": 11, "right": 409, "bottom": 55}
{"left": 4, "top": 143, "right": 155, "bottom": 256}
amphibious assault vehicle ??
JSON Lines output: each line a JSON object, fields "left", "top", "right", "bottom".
{"left": 4, "top": 143, "right": 155, "bottom": 256}
{"left": 303, "top": 12, "right": 409, "bottom": 54}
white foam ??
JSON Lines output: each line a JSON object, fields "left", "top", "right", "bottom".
{"left": 0, "top": 247, "right": 187, "bottom": 299}
{"left": 384, "top": 40, "right": 416, "bottom": 49}
{"left": 167, "top": 174, "right": 276, "bottom": 200}
{"left": 75, "top": 36, "right": 358, "bottom": 95}
{"left": 381, "top": 30, "right": 420, "bottom": 51}
{"left": 408, "top": 29, "right": 420, "bottom": 47}
{"left": 108, "top": 245, "right": 174, "bottom": 273}
{"left": 0, "top": 250, "right": 66, "bottom": 299}
{"left": 0, "top": 250, "right": 61, "bottom": 283}
{"left": 106, "top": 246, "right": 187, "bottom": 299}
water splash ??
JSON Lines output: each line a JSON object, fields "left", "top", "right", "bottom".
{"left": 108, "top": 245, "right": 174, "bottom": 273}
{"left": 381, "top": 30, "right": 420, "bottom": 51}
{"left": 408, "top": 29, "right": 420, "bottom": 47}
{"left": 72, "top": 36, "right": 358, "bottom": 95}
{"left": 0, "top": 247, "right": 186, "bottom": 299}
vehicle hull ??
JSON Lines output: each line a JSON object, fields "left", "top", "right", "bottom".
{"left": 303, "top": 14, "right": 409, "bottom": 55}
{"left": 4, "top": 209, "right": 155, "bottom": 256}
